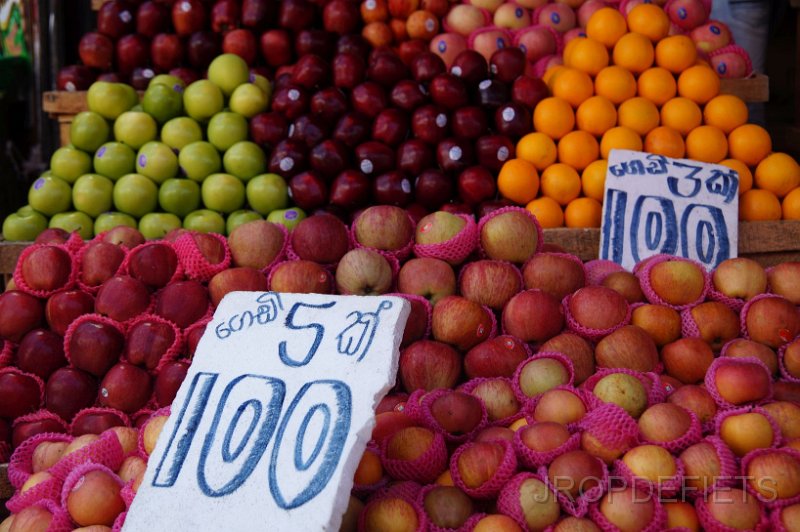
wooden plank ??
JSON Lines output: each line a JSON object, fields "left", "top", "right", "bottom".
{"left": 720, "top": 74, "right": 769, "bottom": 103}
{"left": 42, "top": 91, "right": 88, "bottom": 115}
{"left": 0, "top": 463, "right": 10, "bottom": 501}
{"left": 0, "top": 241, "right": 26, "bottom": 276}
{"left": 91, "top": 0, "right": 109, "bottom": 10}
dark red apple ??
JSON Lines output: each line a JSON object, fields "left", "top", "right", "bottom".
{"left": 271, "top": 85, "right": 309, "bottom": 120}
{"left": 294, "top": 29, "right": 336, "bottom": 59}
{"left": 269, "top": 139, "right": 308, "bottom": 177}
{"left": 250, "top": 111, "right": 289, "bottom": 148}
{"left": 290, "top": 214, "right": 350, "bottom": 264}
{"left": 211, "top": 0, "right": 240, "bottom": 33}
{"left": 154, "top": 280, "right": 210, "bottom": 328}
{"left": 45, "top": 367, "right": 97, "bottom": 421}
{"left": 399, "top": 339, "right": 462, "bottom": 392}
{"left": 0, "top": 370, "right": 42, "bottom": 419}
{"left": 351, "top": 81, "right": 388, "bottom": 119}
{"left": 412, "top": 105, "right": 449, "bottom": 145}
{"left": 436, "top": 137, "right": 474, "bottom": 174}
{"left": 323, "top": 0, "right": 359, "bottom": 35}
{"left": 45, "top": 289, "right": 94, "bottom": 336}
{"left": 475, "top": 134, "right": 514, "bottom": 172}
{"left": 116, "top": 33, "right": 150, "bottom": 75}
{"left": 289, "top": 171, "right": 328, "bottom": 211}
{"left": 11, "top": 416, "right": 67, "bottom": 449}
{"left": 79, "top": 32, "right": 115, "bottom": 70}
{"left": 292, "top": 54, "right": 330, "bottom": 88}
{"left": 0, "top": 291, "right": 44, "bottom": 343}
{"left": 16, "top": 329, "right": 66, "bottom": 381}
{"left": 458, "top": 166, "right": 496, "bottom": 206}
{"left": 390, "top": 80, "right": 428, "bottom": 111}
{"left": 290, "top": 115, "right": 329, "bottom": 148}
{"left": 95, "top": 276, "right": 151, "bottom": 322}
{"left": 474, "top": 78, "right": 509, "bottom": 108}
{"left": 208, "top": 267, "right": 269, "bottom": 307}
{"left": 242, "top": 0, "right": 275, "bottom": 29}
{"left": 67, "top": 318, "right": 125, "bottom": 377}
{"left": 136, "top": 1, "right": 170, "bottom": 37}
{"left": 172, "top": 0, "right": 207, "bottom": 36}
{"left": 397, "top": 140, "right": 434, "bottom": 177}
{"left": 367, "top": 50, "right": 408, "bottom": 87}
{"left": 260, "top": 28, "right": 293, "bottom": 67}
{"left": 57, "top": 65, "right": 96, "bottom": 91}
{"left": 337, "top": 33, "right": 369, "bottom": 58}
{"left": 495, "top": 103, "right": 532, "bottom": 139}
{"left": 414, "top": 170, "right": 453, "bottom": 210}
{"left": 373, "top": 171, "right": 414, "bottom": 206}
{"left": 429, "top": 73, "right": 469, "bottom": 110}
{"left": 124, "top": 319, "right": 177, "bottom": 370}
{"left": 223, "top": 28, "right": 258, "bottom": 65}
{"left": 489, "top": 47, "right": 526, "bottom": 83}
{"left": 99, "top": 363, "right": 153, "bottom": 413}
{"left": 155, "top": 360, "right": 189, "bottom": 407}
{"left": 80, "top": 241, "right": 125, "bottom": 288}
{"left": 512, "top": 75, "right": 549, "bottom": 109}
{"left": 97, "top": 0, "right": 136, "bottom": 39}
{"left": 410, "top": 51, "right": 446, "bottom": 82}
{"left": 330, "top": 170, "right": 371, "bottom": 209}
{"left": 310, "top": 87, "right": 348, "bottom": 121}
{"left": 450, "top": 50, "right": 488, "bottom": 85}
{"left": 373, "top": 109, "right": 410, "bottom": 147}
{"left": 279, "top": 0, "right": 315, "bottom": 30}
{"left": 355, "top": 141, "right": 395, "bottom": 176}
{"left": 151, "top": 33, "right": 184, "bottom": 72}
{"left": 20, "top": 245, "right": 72, "bottom": 292}
{"left": 502, "top": 289, "right": 565, "bottom": 343}
{"left": 332, "top": 52, "right": 366, "bottom": 89}
{"left": 187, "top": 30, "right": 220, "bottom": 69}
{"left": 451, "top": 106, "right": 488, "bottom": 140}
{"left": 310, "top": 139, "right": 349, "bottom": 178}
{"left": 71, "top": 409, "right": 127, "bottom": 436}
{"left": 333, "top": 112, "right": 371, "bottom": 148}
{"left": 128, "top": 243, "right": 178, "bottom": 288}
{"left": 465, "top": 335, "right": 529, "bottom": 379}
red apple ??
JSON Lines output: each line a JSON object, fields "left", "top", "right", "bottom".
{"left": 430, "top": 391, "right": 484, "bottom": 435}
{"left": 459, "top": 260, "right": 521, "bottom": 311}
{"left": 290, "top": 214, "right": 350, "bottom": 264}
{"left": 480, "top": 209, "right": 539, "bottom": 264}
{"left": 95, "top": 276, "right": 151, "bottom": 322}
{"left": 594, "top": 325, "right": 659, "bottom": 372}
{"left": 154, "top": 280, "right": 210, "bottom": 328}
{"left": 79, "top": 32, "right": 115, "bottom": 70}
{"left": 399, "top": 339, "right": 461, "bottom": 392}
{"left": 208, "top": 267, "right": 268, "bottom": 306}
{"left": 0, "top": 370, "right": 42, "bottom": 419}
{"left": 102, "top": 226, "right": 145, "bottom": 248}
{"left": 502, "top": 289, "right": 564, "bottom": 343}
{"left": 67, "top": 318, "right": 125, "bottom": 377}
{"left": 335, "top": 249, "right": 394, "bottom": 296}
{"left": 269, "top": 260, "right": 332, "bottom": 294}
{"left": 0, "top": 291, "right": 44, "bottom": 342}
{"left": 431, "top": 295, "right": 493, "bottom": 351}
{"left": 713, "top": 358, "right": 772, "bottom": 405}
{"left": 172, "top": 0, "right": 206, "bottom": 35}
{"left": 45, "top": 367, "right": 97, "bottom": 421}
{"left": 20, "top": 245, "right": 73, "bottom": 292}
{"left": 547, "top": 450, "right": 604, "bottom": 498}
{"left": 99, "top": 362, "right": 153, "bottom": 413}
{"left": 464, "top": 335, "right": 528, "bottom": 379}
{"left": 539, "top": 333, "right": 595, "bottom": 385}
{"left": 568, "top": 286, "right": 629, "bottom": 331}
{"left": 662, "top": 337, "right": 714, "bottom": 384}
{"left": 396, "top": 257, "right": 456, "bottom": 304}
{"left": 16, "top": 329, "right": 66, "bottom": 381}
{"left": 127, "top": 242, "right": 179, "bottom": 288}
{"left": 667, "top": 384, "right": 717, "bottom": 425}
{"left": 151, "top": 33, "right": 184, "bottom": 72}
{"left": 155, "top": 360, "right": 189, "bottom": 407}
{"left": 744, "top": 295, "right": 800, "bottom": 348}
{"left": 80, "top": 241, "right": 126, "bottom": 288}
{"left": 124, "top": 318, "right": 177, "bottom": 370}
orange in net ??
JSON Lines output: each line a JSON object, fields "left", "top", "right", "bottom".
{"left": 586, "top": 7, "right": 628, "bottom": 48}
{"left": 618, "top": 97, "right": 660, "bottom": 136}
{"left": 703, "top": 94, "right": 749, "bottom": 134}
{"left": 497, "top": 158, "right": 540, "bottom": 204}
{"left": 565, "top": 197, "right": 603, "bottom": 228}
{"left": 644, "top": 126, "right": 686, "bottom": 159}
{"left": 576, "top": 95, "right": 617, "bottom": 137}
{"left": 677, "top": 65, "right": 720, "bottom": 104}
{"left": 637, "top": 67, "right": 677, "bottom": 107}
{"left": 755, "top": 152, "right": 800, "bottom": 198}
{"left": 612, "top": 32, "right": 654, "bottom": 74}
{"left": 581, "top": 159, "right": 608, "bottom": 202}
{"left": 550, "top": 67, "right": 595, "bottom": 108}
{"left": 516, "top": 132, "right": 558, "bottom": 171}
{"left": 594, "top": 65, "right": 637, "bottom": 105}
{"left": 526, "top": 196, "right": 565, "bottom": 228}
{"left": 727, "top": 124, "right": 772, "bottom": 168}
{"left": 565, "top": 37, "right": 609, "bottom": 76}
{"left": 660, "top": 97, "right": 702, "bottom": 136}
{"left": 685, "top": 125, "right": 728, "bottom": 163}
{"left": 533, "top": 97, "right": 576, "bottom": 140}
{"left": 600, "top": 126, "right": 643, "bottom": 159}
{"left": 782, "top": 188, "right": 800, "bottom": 220}
{"left": 655, "top": 35, "right": 698, "bottom": 74}
{"left": 626, "top": 3, "right": 671, "bottom": 42}
{"left": 740, "top": 188, "right": 782, "bottom": 221}
{"left": 719, "top": 158, "right": 753, "bottom": 195}
{"left": 540, "top": 163, "right": 583, "bottom": 205}
{"left": 558, "top": 130, "right": 600, "bottom": 171}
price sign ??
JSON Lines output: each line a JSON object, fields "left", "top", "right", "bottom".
{"left": 124, "top": 292, "right": 410, "bottom": 531}
{"left": 599, "top": 149, "right": 739, "bottom": 270}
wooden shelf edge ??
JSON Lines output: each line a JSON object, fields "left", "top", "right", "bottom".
{"left": 720, "top": 74, "right": 769, "bottom": 103}
{"left": 42, "top": 91, "right": 88, "bottom": 115}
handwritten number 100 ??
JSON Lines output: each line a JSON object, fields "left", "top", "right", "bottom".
{"left": 152, "top": 372, "right": 352, "bottom": 509}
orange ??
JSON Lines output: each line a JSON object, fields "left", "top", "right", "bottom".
{"left": 540, "top": 163, "right": 583, "bottom": 205}
{"left": 655, "top": 35, "right": 698, "bottom": 74}
{"left": 685, "top": 125, "right": 728, "bottom": 163}
{"left": 660, "top": 97, "right": 702, "bottom": 136}
{"left": 782, "top": 188, "right": 800, "bottom": 220}
{"left": 581, "top": 159, "right": 608, "bottom": 201}
{"left": 586, "top": 7, "right": 628, "bottom": 48}
{"left": 612, "top": 32, "right": 654, "bottom": 74}
{"left": 677, "top": 65, "right": 720, "bottom": 104}
{"left": 550, "top": 67, "right": 595, "bottom": 108}
{"left": 533, "top": 97, "right": 576, "bottom": 140}
{"left": 637, "top": 67, "right": 677, "bottom": 106}
{"left": 728, "top": 124, "right": 772, "bottom": 167}
{"left": 755, "top": 152, "right": 800, "bottom": 198}
{"left": 740, "top": 189, "right": 782, "bottom": 221}
{"left": 526, "top": 196, "right": 565, "bottom": 228}
{"left": 497, "top": 158, "right": 539, "bottom": 204}
{"left": 565, "top": 197, "right": 603, "bottom": 228}
{"left": 516, "top": 132, "right": 558, "bottom": 171}
{"left": 594, "top": 65, "right": 637, "bottom": 105}
{"left": 703, "top": 94, "right": 749, "bottom": 134}
{"left": 600, "top": 126, "right": 643, "bottom": 159}
{"left": 558, "top": 130, "right": 600, "bottom": 171}
{"left": 626, "top": 4, "right": 670, "bottom": 42}
{"left": 617, "top": 97, "right": 660, "bottom": 136}
{"left": 720, "top": 158, "right": 753, "bottom": 195}
{"left": 562, "top": 38, "right": 581, "bottom": 67}
{"left": 576, "top": 95, "right": 617, "bottom": 137}
{"left": 543, "top": 65, "right": 566, "bottom": 86}
{"left": 644, "top": 126, "right": 686, "bottom": 158}
{"left": 565, "top": 37, "right": 609, "bottom": 76}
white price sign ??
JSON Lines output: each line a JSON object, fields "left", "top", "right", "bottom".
{"left": 124, "top": 292, "right": 409, "bottom": 531}
{"left": 599, "top": 149, "right": 739, "bottom": 270}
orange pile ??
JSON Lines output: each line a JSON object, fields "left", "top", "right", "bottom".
{"left": 498, "top": 4, "right": 800, "bottom": 228}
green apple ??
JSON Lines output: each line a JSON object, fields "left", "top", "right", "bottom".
{"left": 2, "top": 207, "right": 48, "bottom": 241}
{"left": 201, "top": 173, "right": 245, "bottom": 213}
{"left": 136, "top": 141, "right": 178, "bottom": 183}
{"left": 49, "top": 211, "right": 94, "bottom": 240}
{"left": 72, "top": 173, "right": 113, "bottom": 217}
{"left": 179, "top": 141, "right": 221, "bottom": 182}
{"left": 87, "top": 81, "right": 138, "bottom": 120}
{"left": 114, "top": 111, "right": 158, "bottom": 150}
{"left": 113, "top": 173, "right": 158, "bottom": 218}
{"left": 183, "top": 80, "right": 224, "bottom": 122}
{"left": 50, "top": 146, "right": 92, "bottom": 184}
{"left": 139, "top": 212, "right": 182, "bottom": 240}
{"left": 206, "top": 111, "right": 248, "bottom": 152}
{"left": 149, "top": 74, "right": 185, "bottom": 91}
{"left": 142, "top": 83, "right": 184, "bottom": 124}
{"left": 161, "top": 117, "right": 203, "bottom": 151}
{"left": 267, "top": 207, "right": 306, "bottom": 230}
{"left": 246, "top": 173, "right": 289, "bottom": 215}
{"left": 28, "top": 176, "right": 72, "bottom": 216}
{"left": 184, "top": 209, "right": 226, "bottom": 234}
{"left": 94, "top": 211, "right": 138, "bottom": 235}
{"left": 158, "top": 178, "right": 200, "bottom": 217}
{"left": 229, "top": 83, "right": 269, "bottom": 118}
{"left": 251, "top": 74, "right": 272, "bottom": 98}
{"left": 207, "top": 53, "right": 249, "bottom": 97}
{"left": 70, "top": 111, "right": 110, "bottom": 153}
{"left": 226, "top": 209, "right": 262, "bottom": 234}
{"left": 223, "top": 141, "right": 266, "bottom": 181}
{"left": 93, "top": 142, "right": 136, "bottom": 181}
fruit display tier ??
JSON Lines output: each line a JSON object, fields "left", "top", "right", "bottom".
{"left": 42, "top": 73, "right": 769, "bottom": 147}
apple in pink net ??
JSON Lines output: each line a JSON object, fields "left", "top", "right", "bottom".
{"left": 667, "top": 384, "right": 717, "bottom": 425}
{"left": 459, "top": 260, "right": 521, "bottom": 311}
{"left": 228, "top": 220, "right": 285, "bottom": 269}
{"left": 95, "top": 276, "right": 151, "bottom": 322}
{"left": 601, "top": 271, "right": 645, "bottom": 303}
{"left": 547, "top": 450, "right": 604, "bottom": 498}
{"left": 430, "top": 390, "right": 484, "bottom": 435}
{"left": 154, "top": 280, "right": 210, "bottom": 328}
{"left": 155, "top": 360, "right": 189, "bottom": 407}
{"left": 464, "top": 335, "right": 528, "bottom": 379}
{"left": 99, "top": 362, "right": 153, "bottom": 413}
{"left": 71, "top": 410, "right": 127, "bottom": 436}
{"left": 714, "top": 359, "right": 772, "bottom": 405}
{"left": 269, "top": 260, "right": 332, "bottom": 294}
{"left": 712, "top": 257, "right": 767, "bottom": 301}
{"left": 399, "top": 339, "right": 461, "bottom": 392}
{"left": 519, "top": 422, "right": 571, "bottom": 453}
{"left": 540, "top": 333, "right": 595, "bottom": 385}
{"left": 208, "top": 267, "right": 269, "bottom": 306}
{"left": 397, "top": 258, "right": 456, "bottom": 305}
{"left": 102, "top": 226, "right": 145, "bottom": 248}
{"left": 647, "top": 259, "right": 706, "bottom": 306}
{"left": 354, "top": 206, "right": 415, "bottom": 252}
{"left": 0, "top": 370, "right": 42, "bottom": 419}
{"left": 480, "top": 209, "right": 539, "bottom": 264}
{"left": 594, "top": 325, "right": 659, "bottom": 373}
{"left": 686, "top": 301, "right": 740, "bottom": 351}
{"left": 67, "top": 318, "right": 125, "bottom": 377}
{"left": 12, "top": 416, "right": 67, "bottom": 449}
{"left": 467, "top": 378, "right": 520, "bottom": 422}
{"left": 661, "top": 337, "right": 714, "bottom": 384}
{"left": 638, "top": 403, "right": 693, "bottom": 443}
{"left": 6, "top": 504, "right": 54, "bottom": 531}
{"left": 0, "top": 291, "right": 44, "bottom": 342}
{"left": 124, "top": 319, "right": 176, "bottom": 370}
{"left": 290, "top": 214, "right": 350, "bottom": 264}
{"left": 722, "top": 338, "right": 778, "bottom": 375}
{"left": 397, "top": 296, "right": 429, "bottom": 348}
{"left": 335, "top": 249, "right": 393, "bottom": 296}
{"left": 34, "top": 227, "right": 70, "bottom": 245}
{"left": 568, "top": 285, "right": 629, "bottom": 331}
{"left": 45, "top": 367, "right": 97, "bottom": 421}
{"left": 20, "top": 246, "right": 73, "bottom": 292}
{"left": 127, "top": 243, "right": 179, "bottom": 288}
{"left": 744, "top": 295, "right": 800, "bottom": 349}
{"left": 80, "top": 241, "right": 125, "bottom": 288}
{"left": 455, "top": 440, "right": 508, "bottom": 490}
{"left": 45, "top": 289, "right": 94, "bottom": 336}
{"left": 431, "top": 295, "right": 493, "bottom": 351}
{"left": 502, "top": 289, "right": 564, "bottom": 343}
{"left": 422, "top": 485, "right": 474, "bottom": 530}
{"left": 16, "top": 329, "right": 66, "bottom": 380}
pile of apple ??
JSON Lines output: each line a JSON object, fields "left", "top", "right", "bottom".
{"left": 3, "top": 207, "right": 800, "bottom": 530}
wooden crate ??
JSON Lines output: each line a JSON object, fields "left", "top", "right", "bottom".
{"left": 91, "top": 0, "right": 109, "bottom": 10}
{"left": 42, "top": 91, "right": 91, "bottom": 147}
{"left": 0, "top": 241, "right": 26, "bottom": 290}
{"left": 720, "top": 73, "right": 769, "bottom": 103}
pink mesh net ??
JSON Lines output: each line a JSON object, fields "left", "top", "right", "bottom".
{"left": 778, "top": 339, "right": 800, "bottom": 383}
{"left": 49, "top": 429, "right": 125, "bottom": 480}
{"left": 513, "top": 425, "right": 581, "bottom": 469}
{"left": 578, "top": 403, "right": 640, "bottom": 460}
{"left": 12, "top": 243, "right": 79, "bottom": 299}
{"left": 414, "top": 388, "right": 489, "bottom": 445}
{"left": 562, "top": 293, "right": 631, "bottom": 343}
{"left": 11, "top": 409, "right": 69, "bottom": 442}
{"left": 70, "top": 407, "right": 130, "bottom": 436}
{"left": 636, "top": 254, "right": 710, "bottom": 310}
{"left": 459, "top": 377, "right": 523, "bottom": 427}
{"left": 123, "top": 313, "right": 183, "bottom": 374}
{"left": 4, "top": 467, "right": 64, "bottom": 513}
{"left": 7, "top": 432, "right": 73, "bottom": 489}
{"left": 449, "top": 439, "right": 517, "bottom": 499}
{"left": 682, "top": 435, "right": 740, "bottom": 500}
{"left": 512, "top": 352, "right": 576, "bottom": 403}
{"left": 137, "top": 406, "right": 171, "bottom": 458}
{"left": 59, "top": 462, "right": 125, "bottom": 523}
{"left": 380, "top": 426, "right": 450, "bottom": 483}
{"left": 680, "top": 306, "right": 703, "bottom": 339}
{"left": 584, "top": 260, "right": 625, "bottom": 286}
{"left": 173, "top": 231, "right": 232, "bottom": 282}
{"left": 741, "top": 447, "right": 800, "bottom": 508}
{"left": 770, "top": 506, "right": 795, "bottom": 532}
{"left": 611, "top": 455, "right": 685, "bottom": 497}
{"left": 704, "top": 356, "right": 774, "bottom": 409}
{"left": 113, "top": 510, "right": 128, "bottom": 532}
{"left": 497, "top": 471, "right": 559, "bottom": 530}
{"left": 0, "top": 338, "right": 12, "bottom": 367}
{"left": 706, "top": 285, "right": 746, "bottom": 313}
{"left": 413, "top": 213, "right": 479, "bottom": 266}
